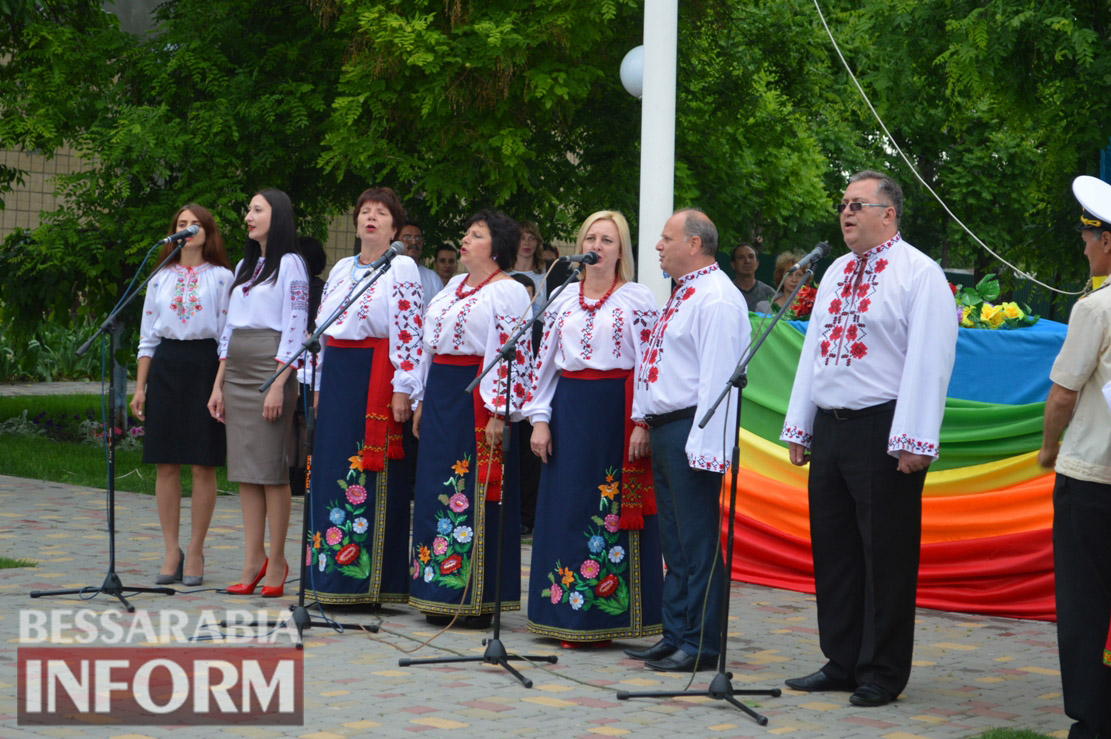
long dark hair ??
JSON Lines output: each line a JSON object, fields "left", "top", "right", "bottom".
{"left": 157, "top": 204, "right": 231, "bottom": 269}
{"left": 229, "top": 189, "right": 303, "bottom": 293}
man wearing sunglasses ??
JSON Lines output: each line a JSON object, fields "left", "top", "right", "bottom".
{"left": 1037, "top": 176, "right": 1111, "bottom": 739}
{"left": 780, "top": 170, "right": 957, "bottom": 707}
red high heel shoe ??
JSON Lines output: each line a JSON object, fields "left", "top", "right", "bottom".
{"left": 226, "top": 559, "right": 268, "bottom": 595}
{"left": 260, "top": 562, "right": 289, "bottom": 598}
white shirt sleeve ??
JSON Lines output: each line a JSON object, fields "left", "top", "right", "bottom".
{"left": 276, "top": 254, "right": 310, "bottom": 365}
{"left": 137, "top": 273, "right": 162, "bottom": 359}
{"left": 523, "top": 297, "right": 568, "bottom": 425}
{"left": 388, "top": 259, "right": 425, "bottom": 399}
{"left": 886, "top": 261, "right": 958, "bottom": 459}
{"left": 685, "top": 297, "right": 750, "bottom": 472}
{"left": 479, "top": 282, "right": 534, "bottom": 420}
{"left": 217, "top": 260, "right": 244, "bottom": 360}
{"left": 780, "top": 316, "right": 822, "bottom": 448}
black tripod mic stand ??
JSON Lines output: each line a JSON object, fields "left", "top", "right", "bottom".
{"left": 29, "top": 238, "right": 198, "bottom": 611}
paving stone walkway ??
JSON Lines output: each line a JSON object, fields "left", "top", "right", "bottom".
{"left": 0, "top": 470, "right": 1071, "bottom": 738}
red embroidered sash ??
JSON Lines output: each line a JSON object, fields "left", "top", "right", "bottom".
{"left": 433, "top": 353, "right": 504, "bottom": 502}
{"left": 328, "top": 337, "right": 404, "bottom": 472}
{"left": 561, "top": 368, "right": 656, "bottom": 530}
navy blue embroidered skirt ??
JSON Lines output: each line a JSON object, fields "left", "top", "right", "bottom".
{"left": 408, "top": 360, "right": 521, "bottom": 615}
{"left": 526, "top": 374, "right": 663, "bottom": 642}
{"left": 304, "top": 342, "right": 410, "bottom": 605}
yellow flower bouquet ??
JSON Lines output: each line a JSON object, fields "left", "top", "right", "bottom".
{"left": 954, "top": 275, "right": 1039, "bottom": 330}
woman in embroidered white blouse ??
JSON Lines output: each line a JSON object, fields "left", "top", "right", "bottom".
{"left": 523, "top": 210, "right": 663, "bottom": 646}
{"left": 208, "top": 189, "right": 310, "bottom": 597}
{"left": 303, "top": 187, "right": 424, "bottom": 607}
{"left": 130, "top": 204, "right": 233, "bottom": 586}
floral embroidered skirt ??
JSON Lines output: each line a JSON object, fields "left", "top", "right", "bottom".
{"left": 408, "top": 361, "right": 521, "bottom": 615}
{"left": 304, "top": 343, "right": 410, "bottom": 605}
{"left": 527, "top": 374, "right": 663, "bottom": 642}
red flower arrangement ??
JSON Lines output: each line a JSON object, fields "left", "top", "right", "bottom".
{"left": 787, "top": 285, "right": 818, "bottom": 320}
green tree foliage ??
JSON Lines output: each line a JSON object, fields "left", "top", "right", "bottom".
{"left": 2, "top": 0, "right": 1109, "bottom": 331}
{"left": 316, "top": 0, "right": 644, "bottom": 242}
{"left": 0, "top": 0, "right": 361, "bottom": 333}
{"left": 675, "top": 0, "right": 856, "bottom": 253}
{"left": 812, "top": 0, "right": 1111, "bottom": 312}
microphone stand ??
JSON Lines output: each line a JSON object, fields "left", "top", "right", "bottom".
{"left": 224, "top": 251, "right": 405, "bottom": 645}
{"left": 398, "top": 258, "right": 589, "bottom": 686}
{"left": 616, "top": 268, "right": 815, "bottom": 724}
{"left": 30, "top": 238, "right": 195, "bottom": 611}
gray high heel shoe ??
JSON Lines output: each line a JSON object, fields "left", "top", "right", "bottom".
{"left": 182, "top": 555, "right": 204, "bottom": 587}
{"left": 156, "top": 548, "right": 183, "bottom": 585}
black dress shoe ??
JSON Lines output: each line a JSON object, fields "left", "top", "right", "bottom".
{"left": 623, "top": 639, "right": 674, "bottom": 661}
{"left": 645, "top": 648, "right": 716, "bottom": 672}
{"left": 849, "top": 683, "right": 895, "bottom": 707}
{"left": 784, "top": 669, "right": 856, "bottom": 692}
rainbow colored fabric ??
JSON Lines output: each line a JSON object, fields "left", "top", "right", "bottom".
{"left": 725, "top": 315, "right": 1067, "bottom": 621}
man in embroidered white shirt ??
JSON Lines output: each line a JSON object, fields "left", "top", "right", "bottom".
{"left": 622, "top": 209, "right": 750, "bottom": 672}
{"left": 780, "top": 171, "right": 957, "bottom": 706}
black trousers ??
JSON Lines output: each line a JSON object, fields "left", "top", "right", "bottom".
{"left": 1053, "top": 474, "right": 1111, "bottom": 739}
{"left": 517, "top": 417, "right": 540, "bottom": 529}
{"left": 808, "top": 406, "right": 926, "bottom": 695}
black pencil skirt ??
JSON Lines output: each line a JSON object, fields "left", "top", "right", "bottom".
{"left": 142, "top": 338, "right": 226, "bottom": 467}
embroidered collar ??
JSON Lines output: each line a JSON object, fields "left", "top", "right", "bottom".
{"left": 675, "top": 262, "right": 719, "bottom": 287}
{"left": 173, "top": 263, "right": 211, "bottom": 274}
{"left": 855, "top": 233, "right": 901, "bottom": 262}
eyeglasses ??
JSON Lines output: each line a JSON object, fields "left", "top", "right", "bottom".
{"left": 400, "top": 234, "right": 424, "bottom": 243}
{"left": 836, "top": 202, "right": 890, "bottom": 214}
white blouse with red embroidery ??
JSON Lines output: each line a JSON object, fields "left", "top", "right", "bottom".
{"left": 218, "top": 253, "right": 310, "bottom": 365}
{"left": 524, "top": 281, "right": 659, "bottom": 425}
{"left": 419, "top": 274, "right": 534, "bottom": 420}
{"left": 637, "top": 263, "right": 750, "bottom": 473}
{"left": 780, "top": 234, "right": 957, "bottom": 459}
{"left": 303, "top": 255, "right": 424, "bottom": 398}
{"left": 137, "top": 263, "right": 234, "bottom": 359}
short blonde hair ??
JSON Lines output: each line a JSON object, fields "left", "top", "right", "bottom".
{"left": 773, "top": 251, "right": 802, "bottom": 287}
{"left": 576, "top": 211, "right": 635, "bottom": 283}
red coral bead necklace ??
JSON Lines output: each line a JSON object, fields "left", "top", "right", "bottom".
{"left": 579, "top": 273, "right": 621, "bottom": 313}
{"left": 456, "top": 267, "right": 503, "bottom": 300}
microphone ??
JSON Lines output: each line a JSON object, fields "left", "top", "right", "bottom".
{"left": 560, "top": 252, "right": 600, "bottom": 265}
{"left": 160, "top": 224, "right": 200, "bottom": 244}
{"left": 786, "top": 241, "right": 830, "bottom": 274}
{"left": 365, "top": 241, "right": 405, "bottom": 270}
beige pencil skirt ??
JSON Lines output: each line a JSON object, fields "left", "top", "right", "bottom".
{"left": 223, "top": 328, "right": 297, "bottom": 485}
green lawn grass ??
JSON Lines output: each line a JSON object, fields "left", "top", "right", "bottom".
{"left": 0, "top": 555, "right": 36, "bottom": 568}
{"left": 0, "top": 395, "right": 235, "bottom": 495}
{"left": 969, "top": 730, "right": 1055, "bottom": 739}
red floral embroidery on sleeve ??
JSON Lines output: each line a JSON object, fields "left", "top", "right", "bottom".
{"left": 391, "top": 279, "right": 424, "bottom": 377}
